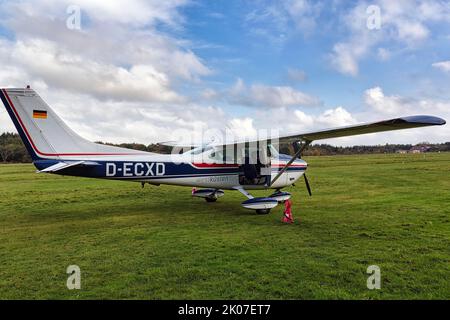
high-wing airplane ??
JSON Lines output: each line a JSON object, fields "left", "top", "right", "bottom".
{"left": 0, "top": 87, "right": 446, "bottom": 214}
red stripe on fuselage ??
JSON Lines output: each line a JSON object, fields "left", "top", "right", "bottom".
{"left": 272, "top": 164, "right": 307, "bottom": 168}
{"left": 191, "top": 163, "right": 239, "bottom": 168}
{"left": 191, "top": 162, "right": 306, "bottom": 169}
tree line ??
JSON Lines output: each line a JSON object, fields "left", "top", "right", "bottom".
{"left": 1, "top": 132, "right": 449, "bottom": 163}
{"left": 299, "top": 142, "right": 450, "bottom": 156}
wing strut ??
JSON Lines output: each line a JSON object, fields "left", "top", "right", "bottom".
{"left": 233, "top": 186, "right": 254, "bottom": 199}
{"left": 270, "top": 140, "right": 312, "bottom": 187}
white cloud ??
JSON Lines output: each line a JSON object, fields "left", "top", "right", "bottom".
{"left": 227, "top": 118, "right": 258, "bottom": 138}
{"left": 250, "top": 84, "right": 320, "bottom": 108}
{"left": 4, "top": 0, "right": 189, "bottom": 27}
{"left": 364, "top": 86, "right": 450, "bottom": 117}
{"left": 228, "top": 78, "right": 321, "bottom": 108}
{"left": 0, "top": 0, "right": 218, "bottom": 143}
{"left": 246, "top": 87, "right": 448, "bottom": 146}
{"left": 329, "top": 2, "right": 380, "bottom": 76}
{"left": 245, "top": 106, "right": 357, "bottom": 138}
{"left": 200, "top": 88, "right": 218, "bottom": 100}
{"left": 432, "top": 61, "right": 450, "bottom": 73}
{"left": 417, "top": 1, "right": 450, "bottom": 23}
{"left": 395, "top": 19, "right": 429, "bottom": 42}
{"left": 316, "top": 107, "right": 357, "bottom": 127}
{"left": 330, "top": 41, "right": 368, "bottom": 76}
{"left": 329, "top": 0, "right": 450, "bottom": 76}
{"left": 283, "top": 0, "right": 323, "bottom": 33}
{"left": 287, "top": 68, "right": 307, "bottom": 82}
{"left": 244, "top": 0, "right": 322, "bottom": 43}
{"left": 377, "top": 47, "right": 391, "bottom": 61}
{"left": 293, "top": 110, "right": 315, "bottom": 128}
{"left": 0, "top": 0, "right": 223, "bottom": 143}
{"left": 33, "top": 89, "right": 230, "bottom": 144}
{"left": 364, "top": 86, "right": 406, "bottom": 115}
{"left": 9, "top": 39, "right": 184, "bottom": 103}
{"left": 0, "top": 0, "right": 210, "bottom": 101}
{"left": 351, "top": 86, "right": 450, "bottom": 145}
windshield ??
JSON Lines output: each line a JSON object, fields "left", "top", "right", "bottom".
{"left": 183, "top": 146, "right": 213, "bottom": 155}
{"left": 268, "top": 144, "right": 279, "bottom": 158}
{"left": 183, "top": 144, "right": 279, "bottom": 162}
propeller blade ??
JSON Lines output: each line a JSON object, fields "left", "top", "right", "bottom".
{"left": 303, "top": 174, "right": 312, "bottom": 196}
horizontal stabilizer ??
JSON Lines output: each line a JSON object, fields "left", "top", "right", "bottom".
{"left": 38, "top": 161, "right": 99, "bottom": 173}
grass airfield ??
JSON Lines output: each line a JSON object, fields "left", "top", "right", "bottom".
{"left": 0, "top": 153, "right": 449, "bottom": 299}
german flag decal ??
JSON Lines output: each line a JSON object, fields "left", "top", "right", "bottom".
{"left": 33, "top": 110, "right": 47, "bottom": 119}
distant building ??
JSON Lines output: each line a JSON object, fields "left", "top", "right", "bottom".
{"left": 409, "top": 146, "right": 431, "bottom": 154}
{"left": 396, "top": 146, "right": 431, "bottom": 154}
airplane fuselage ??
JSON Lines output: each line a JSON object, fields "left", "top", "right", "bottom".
{"left": 33, "top": 154, "right": 307, "bottom": 190}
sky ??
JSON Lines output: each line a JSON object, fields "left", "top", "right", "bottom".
{"left": 0, "top": 0, "right": 449, "bottom": 146}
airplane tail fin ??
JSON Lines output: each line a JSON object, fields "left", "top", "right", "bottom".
{"left": 0, "top": 87, "right": 144, "bottom": 162}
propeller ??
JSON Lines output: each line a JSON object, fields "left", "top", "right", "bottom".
{"left": 303, "top": 174, "right": 312, "bottom": 196}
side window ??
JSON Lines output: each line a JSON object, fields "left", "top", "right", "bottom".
{"left": 209, "top": 148, "right": 236, "bottom": 163}
{"left": 268, "top": 144, "right": 279, "bottom": 159}
{"left": 209, "top": 150, "right": 224, "bottom": 163}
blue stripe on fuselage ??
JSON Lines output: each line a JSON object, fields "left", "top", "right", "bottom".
{"left": 34, "top": 159, "right": 306, "bottom": 180}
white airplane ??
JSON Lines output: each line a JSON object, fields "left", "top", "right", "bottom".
{"left": 1, "top": 87, "right": 446, "bottom": 214}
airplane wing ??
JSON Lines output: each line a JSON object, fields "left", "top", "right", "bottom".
{"left": 275, "top": 115, "right": 446, "bottom": 144}
{"left": 241, "top": 115, "right": 443, "bottom": 187}
{"left": 163, "top": 115, "right": 446, "bottom": 148}
{"left": 162, "top": 115, "right": 445, "bottom": 187}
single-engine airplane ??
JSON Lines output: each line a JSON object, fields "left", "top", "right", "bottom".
{"left": 1, "top": 87, "right": 446, "bottom": 214}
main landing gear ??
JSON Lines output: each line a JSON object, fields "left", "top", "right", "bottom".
{"left": 191, "top": 187, "right": 292, "bottom": 215}
{"left": 192, "top": 188, "right": 225, "bottom": 202}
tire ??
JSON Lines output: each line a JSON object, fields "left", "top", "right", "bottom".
{"left": 205, "top": 197, "right": 217, "bottom": 203}
{"left": 256, "top": 209, "right": 271, "bottom": 215}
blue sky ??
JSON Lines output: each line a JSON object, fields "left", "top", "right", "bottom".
{"left": 0, "top": 0, "right": 449, "bottom": 145}
{"left": 179, "top": 1, "right": 450, "bottom": 107}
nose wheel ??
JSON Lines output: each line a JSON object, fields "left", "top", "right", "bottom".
{"left": 234, "top": 187, "right": 279, "bottom": 214}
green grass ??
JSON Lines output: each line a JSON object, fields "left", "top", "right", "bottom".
{"left": 0, "top": 153, "right": 449, "bottom": 299}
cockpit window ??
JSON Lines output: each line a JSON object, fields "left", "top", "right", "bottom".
{"left": 209, "top": 147, "right": 236, "bottom": 163}
{"left": 184, "top": 144, "right": 278, "bottom": 162}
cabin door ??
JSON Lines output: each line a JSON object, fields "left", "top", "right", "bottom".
{"left": 238, "top": 143, "right": 271, "bottom": 186}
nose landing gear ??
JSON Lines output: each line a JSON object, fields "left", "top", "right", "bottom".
{"left": 235, "top": 187, "right": 284, "bottom": 215}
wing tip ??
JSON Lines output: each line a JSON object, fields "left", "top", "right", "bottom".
{"left": 400, "top": 115, "right": 446, "bottom": 126}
